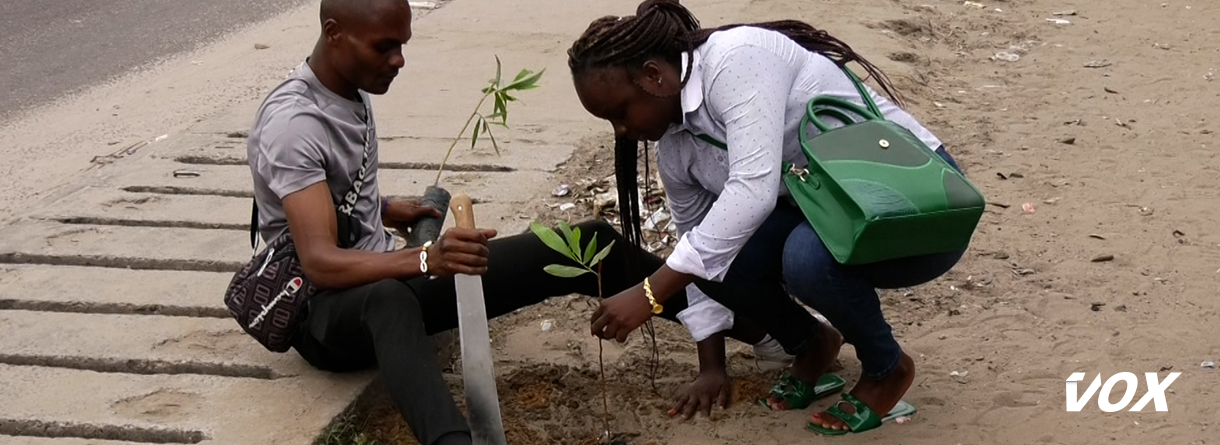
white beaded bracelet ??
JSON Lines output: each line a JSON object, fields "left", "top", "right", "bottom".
{"left": 419, "top": 240, "right": 433, "bottom": 276}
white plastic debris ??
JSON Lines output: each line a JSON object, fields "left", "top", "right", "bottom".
{"left": 593, "top": 189, "right": 618, "bottom": 210}
{"left": 154, "top": 134, "right": 169, "bottom": 143}
{"left": 558, "top": 203, "right": 576, "bottom": 212}
{"left": 950, "top": 370, "right": 969, "bottom": 377}
{"left": 552, "top": 184, "right": 571, "bottom": 197}
{"left": 540, "top": 319, "right": 555, "bottom": 332}
{"left": 643, "top": 209, "right": 670, "bottom": 231}
{"left": 1046, "top": 18, "right": 1072, "bottom": 25}
{"left": 408, "top": 1, "right": 438, "bottom": 9}
{"left": 992, "top": 52, "right": 1021, "bottom": 62}
{"left": 963, "top": 1, "right": 985, "bottom": 7}
{"left": 1203, "top": 360, "right": 1216, "bottom": 369}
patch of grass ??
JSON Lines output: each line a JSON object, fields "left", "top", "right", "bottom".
{"left": 319, "top": 415, "right": 380, "bottom": 445}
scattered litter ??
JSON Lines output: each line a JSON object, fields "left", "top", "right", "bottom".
{"left": 1173, "top": 230, "right": 1186, "bottom": 238}
{"left": 173, "top": 169, "right": 201, "bottom": 178}
{"left": 933, "top": 101, "right": 945, "bottom": 108}
{"left": 1206, "top": 72, "right": 1214, "bottom": 82}
{"left": 1088, "top": 234, "right": 1107, "bottom": 240}
{"left": 1160, "top": 365, "right": 1174, "bottom": 372}
{"left": 642, "top": 209, "right": 670, "bottom": 231}
{"left": 1104, "top": 87, "right": 1120, "bottom": 94}
{"left": 1022, "top": 202, "right": 1036, "bottom": 214}
{"left": 1043, "top": 197, "right": 1062, "bottom": 204}
{"left": 1046, "top": 18, "right": 1072, "bottom": 25}
{"left": 552, "top": 184, "right": 571, "bottom": 197}
{"left": 963, "top": 1, "right": 985, "bottom": 7}
{"left": 593, "top": 190, "right": 618, "bottom": 210}
{"left": 1084, "top": 60, "right": 1112, "bottom": 68}
{"left": 950, "top": 370, "right": 969, "bottom": 377}
{"left": 1059, "top": 137, "right": 1077, "bottom": 144}
{"left": 1092, "top": 254, "right": 1114, "bottom": 263}
{"left": 1203, "top": 361, "right": 1216, "bottom": 370}
{"left": 558, "top": 203, "right": 576, "bottom": 212}
{"left": 1153, "top": 42, "right": 1172, "bottom": 50}
{"left": 540, "top": 319, "right": 555, "bottom": 332}
{"left": 408, "top": 1, "right": 438, "bottom": 8}
{"left": 991, "top": 52, "right": 1020, "bottom": 62}
{"left": 894, "top": 416, "right": 912, "bottom": 425}
{"left": 254, "top": 43, "right": 270, "bottom": 50}
{"left": 154, "top": 134, "right": 169, "bottom": 143}
{"left": 1091, "top": 302, "right": 1105, "bottom": 311}
{"left": 1052, "top": 10, "right": 1078, "bottom": 16}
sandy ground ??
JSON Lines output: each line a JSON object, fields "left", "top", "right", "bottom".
{"left": 353, "top": 0, "right": 1220, "bottom": 444}
{"left": 3, "top": 0, "right": 1217, "bottom": 444}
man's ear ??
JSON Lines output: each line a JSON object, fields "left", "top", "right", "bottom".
{"left": 322, "top": 19, "right": 341, "bottom": 43}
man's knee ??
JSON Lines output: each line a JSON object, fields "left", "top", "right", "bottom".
{"left": 573, "top": 219, "right": 619, "bottom": 241}
{"left": 360, "top": 279, "right": 424, "bottom": 325}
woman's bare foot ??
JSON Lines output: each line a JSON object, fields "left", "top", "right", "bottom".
{"left": 764, "top": 322, "right": 843, "bottom": 410}
{"left": 809, "top": 352, "right": 916, "bottom": 432}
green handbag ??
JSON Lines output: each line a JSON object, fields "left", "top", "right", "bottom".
{"left": 690, "top": 67, "right": 986, "bottom": 265}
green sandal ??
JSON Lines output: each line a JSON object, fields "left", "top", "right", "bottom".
{"left": 756, "top": 374, "right": 846, "bottom": 411}
{"left": 805, "top": 393, "right": 917, "bottom": 435}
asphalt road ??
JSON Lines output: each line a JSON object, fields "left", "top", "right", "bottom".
{"left": 0, "top": 0, "right": 312, "bottom": 120}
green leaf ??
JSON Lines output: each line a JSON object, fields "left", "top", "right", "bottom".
{"left": 505, "top": 68, "right": 545, "bottom": 91}
{"left": 543, "top": 264, "right": 590, "bottom": 278}
{"left": 494, "top": 93, "right": 506, "bottom": 122}
{"left": 470, "top": 115, "right": 483, "bottom": 149}
{"left": 557, "top": 222, "right": 581, "bottom": 262}
{"left": 572, "top": 226, "right": 583, "bottom": 261}
{"left": 583, "top": 232, "right": 598, "bottom": 266}
{"left": 589, "top": 239, "right": 616, "bottom": 266}
{"left": 494, "top": 55, "right": 503, "bottom": 88}
{"left": 484, "top": 120, "right": 500, "bottom": 156}
{"left": 530, "top": 221, "right": 577, "bottom": 262}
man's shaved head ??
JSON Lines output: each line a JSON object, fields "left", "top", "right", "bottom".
{"left": 310, "top": 0, "right": 413, "bottom": 97}
{"left": 320, "top": 0, "right": 408, "bottom": 27}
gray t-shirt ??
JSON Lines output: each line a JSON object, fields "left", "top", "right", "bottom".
{"left": 246, "top": 61, "right": 392, "bottom": 252}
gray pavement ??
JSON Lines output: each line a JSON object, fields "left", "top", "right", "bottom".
{"left": 0, "top": 0, "right": 620, "bottom": 442}
{"left": 0, "top": 0, "right": 312, "bottom": 120}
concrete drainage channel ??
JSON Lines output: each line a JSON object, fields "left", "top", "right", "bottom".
{"left": 0, "top": 2, "right": 485, "bottom": 444}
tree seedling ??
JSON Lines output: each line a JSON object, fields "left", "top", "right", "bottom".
{"left": 433, "top": 56, "right": 545, "bottom": 185}
{"left": 529, "top": 220, "right": 617, "bottom": 443}
{"left": 408, "top": 56, "right": 544, "bottom": 247}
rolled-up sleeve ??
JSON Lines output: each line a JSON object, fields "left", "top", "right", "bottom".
{"left": 665, "top": 43, "right": 796, "bottom": 281}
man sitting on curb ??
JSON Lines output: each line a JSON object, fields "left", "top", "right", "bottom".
{"left": 244, "top": 0, "right": 810, "bottom": 444}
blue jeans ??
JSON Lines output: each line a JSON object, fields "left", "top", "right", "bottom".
{"left": 713, "top": 148, "right": 967, "bottom": 379}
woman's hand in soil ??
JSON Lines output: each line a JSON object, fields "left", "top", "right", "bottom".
{"left": 424, "top": 227, "right": 498, "bottom": 277}
{"left": 590, "top": 284, "right": 652, "bottom": 342}
{"left": 669, "top": 370, "right": 732, "bottom": 420}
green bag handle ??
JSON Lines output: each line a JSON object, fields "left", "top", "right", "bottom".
{"left": 689, "top": 65, "right": 884, "bottom": 151}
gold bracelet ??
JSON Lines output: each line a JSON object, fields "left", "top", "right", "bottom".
{"left": 643, "top": 278, "right": 664, "bottom": 315}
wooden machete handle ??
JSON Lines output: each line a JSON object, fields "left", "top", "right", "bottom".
{"left": 449, "top": 193, "right": 476, "bottom": 230}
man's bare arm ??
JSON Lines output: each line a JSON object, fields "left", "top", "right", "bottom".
{"left": 282, "top": 182, "right": 496, "bottom": 289}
